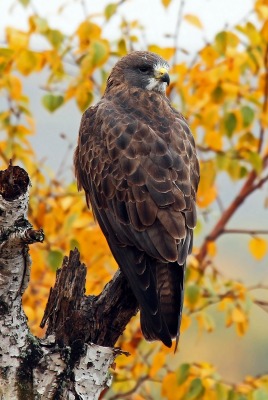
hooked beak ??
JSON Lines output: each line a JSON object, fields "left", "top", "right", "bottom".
{"left": 154, "top": 67, "right": 170, "bottom": 86}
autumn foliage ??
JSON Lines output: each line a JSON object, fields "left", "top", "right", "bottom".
{"left": 0, "top": 0, "right": 268, "bottom": 398}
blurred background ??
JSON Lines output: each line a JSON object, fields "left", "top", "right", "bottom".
{"left": 0, "top": 0, "right": 268, "bottom": 399}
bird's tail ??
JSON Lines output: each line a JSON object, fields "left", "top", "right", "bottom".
{"left": 140, "top": 260, "right": 185, "bottom": 350}
{"left": 107, "top": 236, "right": 185, "bottom": 348}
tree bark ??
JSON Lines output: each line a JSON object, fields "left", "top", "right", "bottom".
{"left": 0, "top": 165, "right": 139, "bottom": 400}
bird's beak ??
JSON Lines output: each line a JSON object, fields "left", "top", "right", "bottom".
{"left": 154, "top": 67, "right": 170, "bottom": 86}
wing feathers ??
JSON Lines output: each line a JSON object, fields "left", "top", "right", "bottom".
{"left": 136, "top": 197, "right": 158, "bottom": 226}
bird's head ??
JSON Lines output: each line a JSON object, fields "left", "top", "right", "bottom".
{"left": 106, "top": 51, "right": 170, "bottom": 93}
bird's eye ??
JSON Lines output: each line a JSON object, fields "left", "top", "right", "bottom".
{"left": 138, "top": 66, "right": 150, "bottom": 73}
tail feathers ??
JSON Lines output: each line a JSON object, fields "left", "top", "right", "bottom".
{"left": 140, "top": 309, "right": 172, "bottom": 348}
{"left": 141, "top": 261, "right": 185, "bottom": 350}
{"left": 104, "top": 227, "right": 185, "bottom": 349}
{"left": 107, "top": 241, "right": 175, "bottom": 346}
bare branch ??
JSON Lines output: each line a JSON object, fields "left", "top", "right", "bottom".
{"left": 254, "top": 300, "right": 268, "bottom": 313}
{"left": 222, "top": 228, "right": 268, "bottom": 236}
{"left": 172, "top": 0, "right": 186, "bottom": 66}
{"left": 41, "top": 249, "right": 138, "bottom": 348}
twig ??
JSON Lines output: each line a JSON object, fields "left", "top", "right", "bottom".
{"left": 254, "top": 300, "right": 268, "bottom": 313}
{"left": 252, "top": 173, "right": 268, "bottom": 191}
{"left": 172, "top": 0, "right": 185, "bottom": 67}
{"left": 247, "top": 284, "right": 268, "bottom": 291}
{"left": 196, "top": 170, "right": 258, "bottom": 267}
{"left": 222, "top": 229, "right": 268, "bottom": 236}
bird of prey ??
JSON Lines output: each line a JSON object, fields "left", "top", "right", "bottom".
{"left": 74, "top": 51, "right": 199, "bottom": 348}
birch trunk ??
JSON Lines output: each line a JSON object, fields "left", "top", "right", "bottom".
{"left": 0, "top": 165, "right": 138, "bottom": 400}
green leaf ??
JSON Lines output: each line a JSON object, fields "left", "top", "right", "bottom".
{"left": 211, "top": 86, "right": 224, "bottom": 103}
{"left": 42, "top": 94, "right": 64, "bottom": 112}
{"left": 70, "top": 239, "right": 80, "bottom": 251}
{"left": 186, "top": 284, "right": 200, "bottom": 305}
{"left": 0, "top": 47, "right": 14, "bottom": 58}
{"left": 176, "top": 363, "right": 190, "bottom": 385}
{"left": 104, "top": 3, "right": 118, "bottom": 20}
{"left": 224, "top": 112, "right": 237, "bottom": 137}
{"left": 216, "top": 153, "right": 229, "bottom": 170}
{"left": 91, "top": 41, "right": 108, "bottom": 67}
{"left": 248, "top": 152, "right": 262, "bottom": 174}
{"left": 30, "top": 16, "right": 49, "bottom": 33}
{"left": 184, "top": 378, "right": 204, "bottom": 400}
{"left": 227, "top": 390, "right": 236, "bottom": 400}
{"left": 241, "top": 105, "right": 254, "bottom": 127}
{"left": 46, "top": 29, "right": 64, "bottom": 49}
{"left": 227, "top": 159, "right": 247, "bottom": 180}
{"left": 66, "top": 214, "right": 76, "bottom": 230}
{"left": 48, "top": 250, "right": 63, "bottom": 271}
{"left": 236, "top": 22, "right": 261, "bottom": 46}
{"left": 117, "top": 38, "right": 127, "bottom": 56}
{"left": 215, "top": 31, "right": 239, "bottom": 54}
{"left": 215, "top": 382, "right": 229, "bottom": 400}
{"left": 253, "top": 388, "right": 268, "bottom": 400}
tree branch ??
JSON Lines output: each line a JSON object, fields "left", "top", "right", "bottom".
{"left": 172, "top": 0, "right": 186, "bottom": 67}
{"left": 222, "top": 228, "right": 268, "bottom": 235}
{"left": 40, "top": 250, "right": 138, "bottom": 348}
{"left": 196, "top": 170, "right": 258, "bottom": 267}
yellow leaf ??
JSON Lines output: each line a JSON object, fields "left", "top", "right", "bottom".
{"left": 197, "top": 185, "right": 217, "bottom": 208}
{"left": 133, "top": 395, "right": 145, "bottom": 400}
{"left": 150, "top": 352, "right": 165, "bottom": 377}
{"left": 6, "top": 75, "right": 22, "bottom": 100}
{"left": 75, "top": 80, "right": 93, "bottom": 111}
{"left": 184, "top": 14, "right": 203, "bottom": 29}
{"left": 76, "top": 21, "right": 101, "bottom": 51}
{"left": 162, "top": 373, "right": 185, "bottom": 399}
{"left": 236, "top": 320, "right": 249, "bottom": 337}
{"left": 221, "top": 82, "right": 240, "bottom": 96}
{"left": 225, "top": 310, "right": 233, "bottom": 327}
{"left": 161, "top": 0, "right": 172, "bottom": 7}
{"left": 255, "top": 1, "right": 268, "bottom": 19}
{"left": 261, "top": 20, "right": 268, "bottom": 42}
{"left": 200, "top": 45, "right": 219, "bottom": 67}
{"left": 204, "top": 130, "right": 222, "bottom": 151}
{"left": 132, "top": 362, "right": 147, "bottom": 378}
{"left": 217, "top": 298, "right": 232, "bottom": 311}
{"left": 232, "top": 307, "right": 247, "bottom": 323}
{"left": 15, "top": 50, "right": 37, "bottom": 75}
{"left": 207, "top": 241, "right": 217, "bottom": 257}
{"left": 148, "top": 45, "right": 175, "bottom": 61}
{"left": 180, "top": 314, "right": 191, "bottom": 332}
{"left": 5, "top": 27, "right": 29, "bottom": 50}
{"left": 260, "top": 111, "right": 268, "bottom": 128}
{"left": 249, "top": 237, "right": 267, "bottom": 260}
{"left": 196, "top": 312, "right": 215, "bottom": 332}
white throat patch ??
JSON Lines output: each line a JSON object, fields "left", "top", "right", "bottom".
{"left": 146, "top": 78, "right": 168, "bottom": 92}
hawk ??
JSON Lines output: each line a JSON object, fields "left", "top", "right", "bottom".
{"left": 74, "top": 51, "right": 199, "bottom": 348}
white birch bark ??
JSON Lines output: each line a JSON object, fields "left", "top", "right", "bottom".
{"left": 0, "top": 187, "right": 31, "bottom": 399}
{"left": 0, "top": 167, "right": 123, "bottom": 400}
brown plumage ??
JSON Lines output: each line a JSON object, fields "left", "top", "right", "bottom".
{"left": 74, "top": 51, "right": 199, "bottom": 348}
